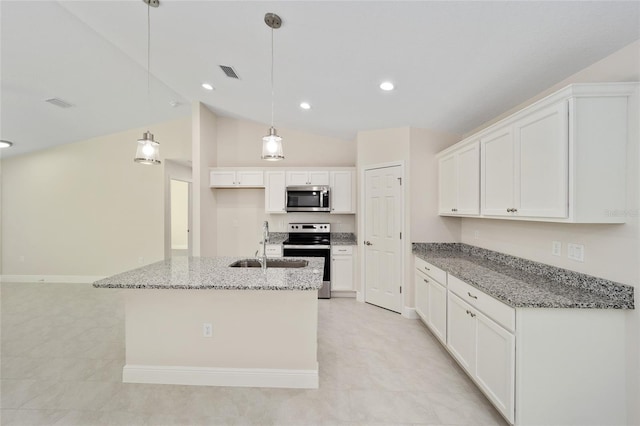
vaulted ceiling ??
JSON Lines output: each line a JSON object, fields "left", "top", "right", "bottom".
{"left": 2, "top": 1, "right": 639, "bottom": 158}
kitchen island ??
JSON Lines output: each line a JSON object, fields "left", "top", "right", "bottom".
{"left": 93, "top": 256, "right": 324, "bottom": 389}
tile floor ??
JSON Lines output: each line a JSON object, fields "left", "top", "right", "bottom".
{"left": 1, "top": 282, "right": 506, "bottom": 425}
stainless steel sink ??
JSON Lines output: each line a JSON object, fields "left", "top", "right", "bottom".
{"left": 228, "top": 259, "right": 309, "bottom": 268}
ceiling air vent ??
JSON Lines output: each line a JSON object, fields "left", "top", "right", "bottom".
{"left": 219, "top": 65, "right": 240, "bottom": 79}
{"left": 45, "top": 98, "right": 74, "bottom": 108}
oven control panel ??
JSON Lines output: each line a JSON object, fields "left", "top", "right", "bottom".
{"left": 288, "top": 223, "right": 331, "bottom": 233}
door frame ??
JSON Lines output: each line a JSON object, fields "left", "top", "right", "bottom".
{"left": 357, "top": 161, "right": 405, "bottom": 314}
{"left": 164, "top": 160, "right": 193, "bottom": 259}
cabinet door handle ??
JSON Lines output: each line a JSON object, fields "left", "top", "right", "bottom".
{"left": 467, "top": 292, "right": 478, "bottom": 299}
{"left": 513, "top": 208, "right": 518, "bottom": 213}
{"left": 506, "top": 208, "right": 512, "bottom": 212}
{"left": 423, "top": 278, "right": 429, "bottom": 283}
{"left": 364, "top": 241, "right": 373, "bottom": 246}
{"left": 465, "top": 310, "right": 476, "bottom": 318}
{"left": 424, "top": 266, "right": 430, "bottom": 271}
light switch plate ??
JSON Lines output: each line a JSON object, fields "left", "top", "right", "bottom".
{"left": 567, "top": 243, "right": 585, "bottom": 262}
{"left": 552, "top": 241, "right": 562, "bottom": 256}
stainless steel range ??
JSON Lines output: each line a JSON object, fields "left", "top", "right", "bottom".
{"left": 283, "top": 223, "right": 331, "bottom": 299}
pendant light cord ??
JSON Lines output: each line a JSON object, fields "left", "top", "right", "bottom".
{"left": 147, "top": 2, "right": 151, "bottom": 122}
{"left": 270, "top": 25, "right": 274, "bottom": 128}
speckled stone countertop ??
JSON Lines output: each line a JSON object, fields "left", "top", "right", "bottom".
{"left": 268, "top": 232, "right": 288, "bottom": 244}
{"left": 412, "top": 243, "right": 634, "bottom": 309}
{"left": 93, "top": 256, "right": 324, "bottom": 291}
{"left": 266, "top": 232, "right": 356, "bottom": 245}
{"left": 331, "top": 233, "right": 357, "bottom": 245}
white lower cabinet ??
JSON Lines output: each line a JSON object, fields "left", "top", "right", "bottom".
{"left": 427, "top": 278, "right": 447, "bottom": 344}
{"left": 446, "top": 292, "right": 477, "bottom": 374}
{"left": 417, "top": 254, "right": 626, "bottom": 425}
{"left": 475, "top": 309, "right": 515, "bottom": 422}
{"left": 447, "top": 284, "right": 515, "bottom": 424}
{"left": 414, "top": 257, "right": 448, "bottom": 344}
{"left": 331, "top": 246, "right": 355, "bottom": 293}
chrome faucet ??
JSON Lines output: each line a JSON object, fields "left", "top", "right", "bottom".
{"left": 259, "top": 221, "right": 270, "bottom": 272}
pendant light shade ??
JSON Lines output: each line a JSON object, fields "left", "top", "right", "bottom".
{"left": 261, "top": 13, "right": 284, "bottom": 161}
{"left": 134, "top": 131, "right": 161, "bottom": 165}
{"left": 134, "top": 0, "right": 161, "bottom": 165}
{"left": 262, "top": 127, "right": 284, "bottom": 161}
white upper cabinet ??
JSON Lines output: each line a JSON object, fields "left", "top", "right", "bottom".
{"left": 515, "top": 102, "right": 568, "bottom": 218}
{"left": 438, "top": 141, "right": 480, "bottom": 216}
{"left": 210, "top": 170, "right": 264, "bottom": 188}
{"left": 440, "top": 83, "right": 637, "bottom": 223}
{"left": 265, "top": 171, "right": 286, "bottom": 214}
{"left": 330, "top": 171, "right": 356, "bottom": 214}
{"left": 481, "top": 102, "right": 569, "bottom": 218}
{"left": 286, "top": 171, "right": 329, "bottom": 186}
{"left": 481, "top": 128, "right": 514, "bottom": 217}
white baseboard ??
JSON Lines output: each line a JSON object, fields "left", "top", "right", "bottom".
{"left": 356, "top": 291, "right": 364, "bottom": 302}
{"left": 1, "top": 275, "right": 106, "bottom": 284}
{"left": 402, "top": 306, "right": 419, "bottom": 319}
{"left": 331, "top": 290, "right": 356, "bottom": 298}
{"left": 123, "top": 364, "right": 319, "bottom": 389}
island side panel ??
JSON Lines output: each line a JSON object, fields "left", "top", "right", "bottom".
{"left": 124, "top": 289, "right": 318, "bottom": 387}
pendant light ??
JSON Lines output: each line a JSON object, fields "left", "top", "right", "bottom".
{"left": 134, "top": 0, "right": 161, "bottom": 165}
{"left": 262, "top": 13, "right": 284, "bottom": 161}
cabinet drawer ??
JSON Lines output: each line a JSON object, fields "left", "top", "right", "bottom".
{"left": 414, "top": 256, "right": 447, "bottom": 284}
{"left": 448, "top": 275, "right": 515, "bottom": 332}
{"left": 265, "top": 245, "right": 283, "bottom": 258}
{"left": 332, "top": 246, "right": 353, "bottom": 255}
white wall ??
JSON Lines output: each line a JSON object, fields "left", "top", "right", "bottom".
{"left": 211, "top": 116, "right": 356, "bottom": 257}
{"left": 1, "top": 117, "right": 191, "bottom": 278}
{"left": 454, "top": 40, "right": 640, "bottom": 424}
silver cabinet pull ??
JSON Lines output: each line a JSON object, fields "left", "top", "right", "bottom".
{"left": 424, "top": 266, "right": 430, "bottom": 271}
{"left": 465, "top": 309, "right": 476, "bottom": 318}
{"left": 467, "top": 292, "right": 478, "bottom": 299}
{"left": 513, "top": 208, "right": 518, "bottom": 213}
{"left": 364, "top": 241, "right": 373, "bottom": 246}
{"left": 423, "top": 278, "right": 429, "bottom": 283}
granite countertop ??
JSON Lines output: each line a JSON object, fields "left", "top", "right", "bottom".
{"left": 267, "top": 232, "right": 357, "bottom": 246}
{"left": 412, "top": 243, "right": 634, "bottom": 309}
{"left": 93, "top": 256, "right": 324, "bottom": 291}
{"left": 331, "top": 233, "right": 357, "bottom": 245}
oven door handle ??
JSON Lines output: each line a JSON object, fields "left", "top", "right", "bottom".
{"left": 284, "top": 245, "right": 331, "bottom": 250}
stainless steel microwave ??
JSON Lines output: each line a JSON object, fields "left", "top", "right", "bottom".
{"left": 286, "top": 186, "right": 330, "bottom": 212}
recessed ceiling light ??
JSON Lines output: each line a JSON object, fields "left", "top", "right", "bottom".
{"left": 300, "top": 102, "right": 311, "bottom": 110}
{"left": 379, "top": 81, "right": 395, "bottom": 91}
{"left": 201, "top": 83, "right": 214, "bottom": 91}
{"left": 0, "top": 140, "right": 14, "bottom": 149}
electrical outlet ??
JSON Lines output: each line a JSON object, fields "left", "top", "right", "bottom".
{"left": 552, "top": 241, "right": 562, "bottom": 256}
{"left": 567, "top": 243, "right": 585, "bottom": 262}
{"left": 202, "top": 323, "right": 213, "bottom": 338}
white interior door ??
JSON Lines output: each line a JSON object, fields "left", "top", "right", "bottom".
{"left": 364, "top": 165, "right": 402, "bottom": 313}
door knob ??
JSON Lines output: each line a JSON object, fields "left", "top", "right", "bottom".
{"left": 364, "top": 241, "right": 373, "bottom": 246}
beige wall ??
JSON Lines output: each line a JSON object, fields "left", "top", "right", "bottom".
{"left": 192, "top": 102, "right": 218, "bottom": 257}
{"left": 1, "top": 117, "right": 191, "bottom": 277}
{"left": 216, "top": 117, "right": 356, "bottom": 167}
{"left": 212, "top": 116, "right": 356, "bottom": 257}
{"left": 356, "top": 127, "right": 461, "bottom": 311}
{"left": 455, "top": 40, "right": 640, "bottom": 424}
